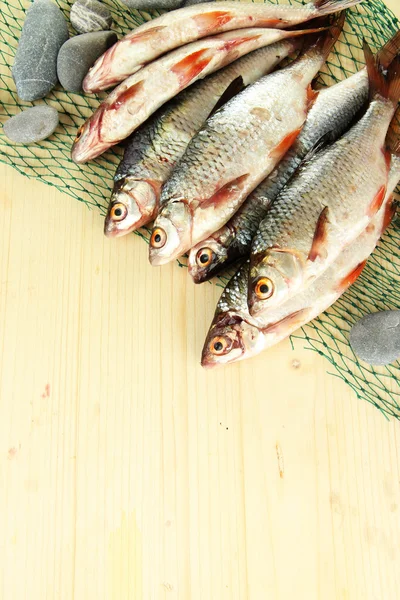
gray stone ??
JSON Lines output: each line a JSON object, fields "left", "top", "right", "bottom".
{"left": 70, "top": 0, "right": 113, "bottom": 34}
{"left": 182, "top": 0, "right": 214, "bottom": 5}
{"left": 57, "top": 31, "right": 117, "bottom": 93}
{"left": 349, "top": 310, "right": 400, "bottom": 366}
{"left": 12, "top": 0, "right": 69, "bottom": 101}
{"left": 118, "top": 0, "right": 182, "bottom": 11}
{"left": 3, "top": 106, "right": 59, "bottom": 144}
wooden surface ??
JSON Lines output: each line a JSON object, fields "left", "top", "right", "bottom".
{"left": 1, "top": 2, "right": 400, "bottom": 597}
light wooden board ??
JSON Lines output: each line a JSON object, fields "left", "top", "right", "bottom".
{"left": 1, "top": 1, "right": 400, "bottom": 597}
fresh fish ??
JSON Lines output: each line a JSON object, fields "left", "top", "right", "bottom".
{"left": 149, "top": 20, "right": 343, "bottom": 266}
{"left": 83, "top": 0, "right": 363, "bottom": 93}
{"left": 188, "top": 30, "right": 400, "bottom": 283}
{"left": 72, "top": 26, "right": 323, "bottom": 164}
{"left": 201, "top": 159, "right": 400, "bottom": 368}
{"left": 248, "top": 46, "right": 400, "bottom": 318}
{"left": 104, "top": 38, "right": 301, "bottom": 238}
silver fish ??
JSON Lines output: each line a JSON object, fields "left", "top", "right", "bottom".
{"left": 83, "top": 0, "right": 363, "bottom": 92}
{"left": 188, "top": 30, "right": 400, "bottom": 283}
{"left": 149, "top": 21, "right": 343, "bottom": 265}
{"left": 104, "top": 38, "right": 300, "bottom": 238}
{"left": 201, "top": 157, "right": 400, "bottom": 368}
{"left": 248, "top": 45, "right": 400, "bottom": 318}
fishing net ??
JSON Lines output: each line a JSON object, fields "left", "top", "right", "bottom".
{"left": 1, "top": 0, "right": 400, "bottom": 418}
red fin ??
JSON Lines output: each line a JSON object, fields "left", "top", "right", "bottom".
{"left": 384, "top": 147, "right": 392, "bottom": 172}
{"left": 270, "top": 128, "right": 302, "bottom": 160}
{"left": 381, "top": 196, "right": 396, "bottom": 234}
{"left": 223, "top": 34, "right": 262, "bottom": 53}
{"left": 307, "top": 84, "right": 319, "bottom": 109}
{"left": 308, "top": 206, "right": 330, "bottom": 262}
{"left": 193, "top": 11, "right": 233, "bottom": 34}
{"left": 109, "top": 80, "right": 144, "bottom": 111}
{"left": 367, "top": 185, "right": 386, "bottom": 217}
{"left": 336, "top": 260, "right": 367, "bottom": 293}
{"left": 376, "top": 30, "right": 400, "bottom": 70}
{"left": 386, "top": 106, "right": 400, "bottom": 156}
{"left": 257, "top": 18, "right": 287, "bottom": 27}
{"left": 312, "top": 0, "right": 363, "bottom": 16}
{"left": 201, "top": 174, "right": 250, "bottom": 210}
{"left": 171, "top": 49, "right": 212, "bottom": 87}
{"left": 261, "top": 308, "right": 310, "bottom": 335}
{"left": 130, "top": 26, "right": 167, "bottom": 43}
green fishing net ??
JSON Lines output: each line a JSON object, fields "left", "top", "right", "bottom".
{"left": 1, "top": 0, "right": 399, "bottom": 418}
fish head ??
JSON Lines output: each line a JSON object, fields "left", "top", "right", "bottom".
{"left": 248, "top": 248, "right": 305, "bottom": 317}
{"left": 104, "top": 178, "right": 160, "bottom": 238}
{"left": 188, "top": 238, "right": 229, "bottom": 283}
{"left": 71, "top": 108, "right": 110, "bottom": 164}
{"left": 149, "top": 201, "right": 191, "bottom": 266}
{"left": 201, "top": 312, "right": 265, "bottom": 369}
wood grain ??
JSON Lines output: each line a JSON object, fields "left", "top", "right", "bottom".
{"left": 1, "top": 2, "right": 400, "bottom": 597}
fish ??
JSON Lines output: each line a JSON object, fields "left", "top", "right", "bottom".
{"left": 149, "top": 19, "right": 344, "bottom": 266}
{"left": 83, "top": 0, "right": 363, "bottom": 93}
{"left": 201, "top": 156, "right": 400, "bottom": 368}
{"left": 104, "top": 38, "right": 301, "bottom": 238}
{"left": 248, "top": 44, "right": 400, "bottom": 318}
{"left": 187, "top": 30, "right": 400, "bottom": 283}
{"left": 72, "top": 25, "right": 325, "bottom": 164}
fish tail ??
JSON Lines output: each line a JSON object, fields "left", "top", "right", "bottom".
{"left": 312, "top": 0, "right": 363, "bottom": 16}
{"left": 364, "top": 40, "right": 400, "bottom": 107}
{"left": 301, "top": 12, "right": 345, "bottom": 61}
{"left": 386, "top": 105, "right": 400, "bottom": 156}
{"left": 376, "top": 30, "right": 400, "bottom": 70}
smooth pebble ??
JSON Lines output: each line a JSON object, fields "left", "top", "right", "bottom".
{"left": 12, "top": 0, "right": 69, "bottom": 101}
{"left": 57, "top": 31, "right": 117, "bottom": 93}
{"left": 3, "top": 106, "right": 59, "bottom": 144}
{"left": 118, "top": 0, "right": 183, "bottom": 10}
{"left": 70, "top": 0, "right": 113, "bottom": 33}
{"left": 349, "top": 310, "right": 400, "bottom": 366}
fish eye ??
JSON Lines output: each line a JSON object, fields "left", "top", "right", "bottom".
{"left": 110, "top": 202, "right": 127, "bottom": 221}
{"left": 75, "top": 125, "right": 84, "bottom": 141}
{"left": 150, "top": 227, "right": 167, "bottom": 249}
{"left": 255, "top": 277, "right": 274, "bottom": 300}
{"left": 210, "top": 336, "right": 229, "bottom": 355}
{"left": 196, "top": 248, "right": 214, "bottom": 267}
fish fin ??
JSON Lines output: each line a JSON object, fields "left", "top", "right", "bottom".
{"left": 367, "top": 185, "right": 387, "bottom": 217}
{"left": 208, "top": 76, "right": 245, "bottom": 119}
{"left": 386, "top": 105, "right": 400, "bottom": 156}
{"left": 193, "top": 11, "right": 233, "bottom": 34}
{"left": 384, "top": 147, "right": 392, "bottom": 172}
{"left": 312, "top": 0, "right": 363, "bottom": 16}
{"left": 364, "top": 40, "right": 400, "bottom": 106}
{"left": 387, "top": 55, "right": 400, "bottom": 107}
{"left": 336, "top": 260, "right": 367, "bottom": 294}
{"left": 381, "top": 196, "right": 397, "bottom": 234}
{"left": 261, "top": 308, "right": 310, "bottom": 335}
{"left": 171, "top": 49, "right": 212, "bottom": 87}
{"left": 130, "top": 25, "right": 167, "bottom": 43}
{"left": 308, "top": 206, "right": 330, "bottom": 262}
{"left": 200, "top": 174, "right": 250, "bottom": 210}
{"left": 302, "top": 12, "right": 345, "bottom": 60}
{"left": 109, "top": 80, "right": 145, "bottom": 111}
{"left": 300, "top": 132, "right": 333, "bottom": 166}
{"left": 270, "top": 128, "right": 302, "bottom": 160}
{"left": 307, "top": 84, "right": 319, "bottom": 108}
{"left": 376, "top": 30, "right": 400, "bottom": 70}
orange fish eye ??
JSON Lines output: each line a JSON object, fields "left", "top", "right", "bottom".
{"left": 110, "top": 202, "right": 127, "bottom": 222}
{"left": 150, "top": 227, "right": 167, "bottom": 249}
{"left": 196, "top": 247, "right": 213, "bottom": 267}
{"left": 210, "top": 336, "right": 229, "bottom": 355}
{"left": 255, "top": 277, "right": 274, "bottom": 300}
{"left": 75, "top": 125, "right": 84, "bottom": 141}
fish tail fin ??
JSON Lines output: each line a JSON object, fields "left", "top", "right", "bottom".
{"left": 386, "top": 105, "right": 400, "bottom": 156}
{"left": 312, "top": 0, "right": 363, "bottom": 16}
{"left": 364, "top": 40, "right": 400, "bottom": 107}
{"left": 376, "top": 30, "right": 400, "bottom": 70}
{"left": 301, "top": 12, "right": 345, "bottom": 61}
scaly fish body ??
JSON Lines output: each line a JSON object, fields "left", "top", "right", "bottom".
{"left": 201, "top": 160, "right": 399, "bottom": 368}
{"left": 248, "top": 49, "right": 400, "bottom": 317}
{"left": 72, "top": 26, "right": 321, "bottom": 164}
{"left": 104, "top": 39, "right": 299, "bottom": 237}
{"left": 149, "top": 23, "right": 343, "bottom": 265}
{"left": 189, "top": 31, "right": 400, "bottom": 282}
{"left": 83, "top": 0, "right": 363, "bottom": 92}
